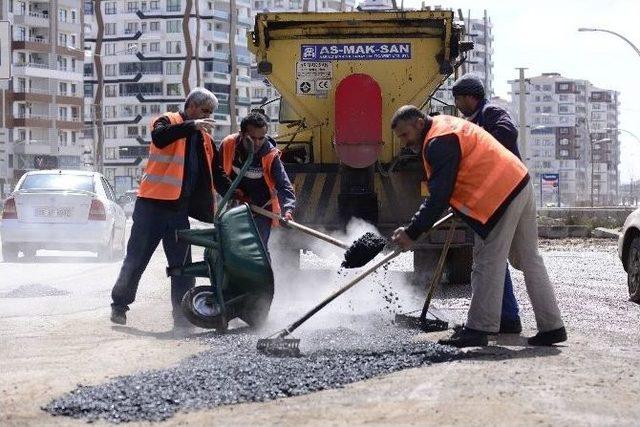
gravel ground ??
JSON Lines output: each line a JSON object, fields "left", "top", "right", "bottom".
{"left": 43, "top": 318, "right": 459, "bottom": 423}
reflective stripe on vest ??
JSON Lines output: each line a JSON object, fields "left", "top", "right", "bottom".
{"left": 221, "top": 134, "right": 282, "bottom": 226}
{"left": 423, "top": 115, "right": 528, "bottom": 224}
{"left": 139, "top": 112, "right": 217, "bottom": 210}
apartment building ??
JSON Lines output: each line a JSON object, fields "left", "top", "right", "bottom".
{"left": 0, "top": 0, "right": 85, "bottom": 192}
{"left": 432, "top": 9, "right": 493, "bottom": 114}
{"left": 83, "top": 0, "right": 255, "bottom": 192}
{"left": 509, "top": 72, "right": 620, "bottom": 206}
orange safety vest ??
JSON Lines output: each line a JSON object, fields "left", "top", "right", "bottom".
{"left": 220, "top": 133, "right": 282, "bottom": 226}
{"left": 423, "top": 115, "right": 528, "bottom": 224}
{"left": 139, "top": 112, "right": 216, "bottom": 205}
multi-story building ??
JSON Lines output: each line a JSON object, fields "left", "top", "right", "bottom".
{"left": 432, "top": 9, "right": 493, "bottom": 114}
{"left": 509, "top": 72, "right": 620, "bottom": 206}
{"left": 1, "top": 0, "right": 85, "bottom": 192}
{"left": 83, "top": 0, "right": 255, "bottom": 192}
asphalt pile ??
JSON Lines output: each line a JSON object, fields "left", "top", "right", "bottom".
{"left": 342, "top": 232, "right": 387, "bottom": 268}
{"left": 43, "top": 318, "right": 460, "bottom": 423}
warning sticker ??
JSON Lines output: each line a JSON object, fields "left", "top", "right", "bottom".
{"left": 295, "top": 61, "right": 333, "bottom": 95}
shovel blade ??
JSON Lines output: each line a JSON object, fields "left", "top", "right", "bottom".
{"left": 257, "top": 337, "right": 302, "bottom": 357}
{"left": 394, "top": 313, "right": 449, "bottom": 332}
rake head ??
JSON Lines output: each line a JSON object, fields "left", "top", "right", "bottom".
{"left": 256, "top": 335, "right": 302, "bottom": 357}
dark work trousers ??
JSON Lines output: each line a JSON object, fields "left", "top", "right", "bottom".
{"left": 502, "top": 266, "right": 519, "bottom": 321}
{"left": 111, "top": 198, "right": 195, "bottom": 319}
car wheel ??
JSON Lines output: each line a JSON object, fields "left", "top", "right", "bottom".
{"left": 2, "top": 244, "right": 18, "bottom": 262}
{"left": 627, "top": 236, "right": 640, "bottom": 303}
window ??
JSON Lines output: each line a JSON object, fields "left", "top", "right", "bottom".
{"left": 166, "top": 0, "right": 181, "bottom": 12}
{"left": 119, "top": 61, "right": 163, "bottom": 75}
{"left": 59, "top": 9, "right": 68, "bottom": 22}
{"left": 140, "top": 43, "right": 148, "bottom": 53}
{"left": 104, "top": 43, "right": 116, "bottom": 56}
{"left": 542, "top": 84, "right": 552, "bottom": 91}
{"left": 150, "top": 42, "right": 160, "bottom": 52}
{"left": 71, "top": 10, "right": 77, "bottom": 22}
{"left": 104, "top": 2, "right": 116, "bottom": 14}
{"left": 127, "top": 1, "right": 138, "bottom": 12}
{"left": 105, "top": 126, "right": 118, "bottom": 139}
{"left": 58, "top": 33, "right": 68, "bottom": 46}
{"left": 84, "top": 63, "right": 94, "bottom": 76}
{"left": 166, "top": 103, "right": 180, "bottom": 112}
{"left": 84, "top": 1, "right": 95, "bottom": 15}
{"left": 166, "top": 41, "right": 181, "bottom": 54}
{"left": 141, "top": 22, "right": 148, "bottom": 33}
{"left": 126, "top": 22, "right": 139, "bottom": 34}
{"left": 59, "top": 82, "right": 68, "bottom": 95}
{"left": 71, "top": 84, "right": 77, "bottom": 96}
{"left": 150, "top": 21, "right": 160, "bottom": 31}
{"left": 559, "top": 94, "right": 568, "bottom": 101}
{"left": 59, "top": 107, "right": 68, "bottom": 120}
{"left": 127, "top": 126, "right": 139, "bottom": 137}
{"left": 165, "top": 62, "right": 182, "bottom": 75}
{"left": 105, "top": 105, "right": 117, "bottom": 118}
{"left": 127, "top": 43, "right": 138, "bottom": 53}
{"left": 119, "top": 82, "right": 163, "bottom": 96}
{"left": 105, "top": 147, "right": 117, "bottom": 160}
{"left": 166, "top": 20, "right": 181, "bottom": 33}
{"left": 84, "top": 83, "right": 93, "bottom": 97}
{"left": 150, "top": 1, "right": 159, "bottom": 10}
{"left": 105, "top": 64, "right": 117, "bottom": 76}
{"left": 166, "top": 83, "right": 181, "bottom": 96}
{"left": 105, "top": 84, "right": 117, "bottom": 97}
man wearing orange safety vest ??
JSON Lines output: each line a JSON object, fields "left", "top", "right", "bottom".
{"left": 390, "top": 105, "right": 566, "bottom": 348}
{"left": 220, "top": 111, "right": 296, "bottom": 252}
{"left": 110, "top": 88, "right": 232, "bottom": 329}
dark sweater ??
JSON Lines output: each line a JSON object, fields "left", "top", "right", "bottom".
{"left": 404, "top": 117, "right": 529, "bottom": 240}
{"left": 473, "top": 99, "right": 521, "bottom": 159}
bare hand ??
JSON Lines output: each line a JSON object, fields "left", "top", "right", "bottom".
{"left": 194, "top": 118, "right": 215, "bottom": 133}
{"left": 391, "top": 227, "right": 414, "bottom": 252}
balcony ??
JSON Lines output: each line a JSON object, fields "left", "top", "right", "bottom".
{"left": 12, "top": 87, "right": 52, "bottom": 103}
{"left": 12, "top": 36, "right": 51, "bottom": 53}
{"left": 12, "top": 61, "right": 83, "bottom": 81}
{"left": 13, "top": 10, "right": 50, "bottom": 28}
{"left": 11, "top": 113, "right": 53, "bottom": 128}
{"left": 213, "top": 10, "right": 229, "bottom": 20}
{"left": 213, "top": 51, "right": 229, "bottom": 61}
{"left": 57, "top": 117, "right": 84, "bottom": 130}
{"left": 12, "top": 140, "right": 54, "bottom": 156}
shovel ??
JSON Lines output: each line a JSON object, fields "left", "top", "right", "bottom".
{"left": 257, "top": 212, "right": 454, "bottom": 357}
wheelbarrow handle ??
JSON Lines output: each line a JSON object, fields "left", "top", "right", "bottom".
{"left": 249, "top": 204, "right": 350, "bottom": 250}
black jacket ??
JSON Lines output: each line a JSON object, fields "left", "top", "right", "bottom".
{"left": 139, "top": 112, "right": 231, "bottom": 222}
{"left": 473, "top": 99, "right": 521, "bottom": 159}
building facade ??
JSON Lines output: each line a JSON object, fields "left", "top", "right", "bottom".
{"left": 509, "top": 72, "right": 620, "bottom": 206}
{"left": 432, "top": 9, "right": 493, "bottom": 114}
{"left": 0, "top": 0, "right": 85, "bottom": 195}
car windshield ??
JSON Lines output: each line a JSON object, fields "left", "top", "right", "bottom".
{"left": 19, "top": 174, "right": 95, "bottom": 192}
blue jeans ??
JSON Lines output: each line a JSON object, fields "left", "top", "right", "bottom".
{"left": 501, "top": 265, "right": 520, "bottom": 321}
{"left": 111, "top": 199, "right": 194, "bottom": 317}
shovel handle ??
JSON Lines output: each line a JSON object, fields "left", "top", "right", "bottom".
{"left": 250, "top": 204, "right": 350, "bottom": 250}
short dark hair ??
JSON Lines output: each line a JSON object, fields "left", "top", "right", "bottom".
{"left": 240, "top": 111, "right": 269, "bottom": 133}
{"left": 391, "top": 105, "right": 426, "bottom": 129}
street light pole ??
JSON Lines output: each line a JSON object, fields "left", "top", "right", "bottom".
{"left": 577, "top": 28, "right": 640, "bottom": 58}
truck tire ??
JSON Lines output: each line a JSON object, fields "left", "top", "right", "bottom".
{"left": 2, "top": 244, "right": 18, "bottom": 262}
{"left": 445, "top": 246, "right": 473, "bottom": 285}
{"left": 181, "top": 285, "right": 228, "bottom": 330}
{"left": 412, "top": 248, "right": 441, "bottom": 287}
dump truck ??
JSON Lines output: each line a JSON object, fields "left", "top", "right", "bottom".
{"left": 248, "top": 10, "right": 475, "bottom": 284}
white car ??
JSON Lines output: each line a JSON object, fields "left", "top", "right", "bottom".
{"left": 618, "top": 208, "right": 640, "bottom": 303}
{"left": 0, "top": 170, "right": 127, "bottom": 262}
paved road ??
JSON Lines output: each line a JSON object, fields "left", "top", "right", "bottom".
{"left": 1, "top": 237, "right": 639, "bottom": 426}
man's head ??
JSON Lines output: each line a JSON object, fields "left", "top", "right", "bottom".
{"left": 451, "top": 73, "right": 485, "bottom": 117}
{"left": 391, "top": 105, "right": 428, "bottom": 150}
{"left": 184, "top": 87, "right": 219, "bottom": 120}
{"left": 240, "top": 111, "right": 269, "bottom": 153}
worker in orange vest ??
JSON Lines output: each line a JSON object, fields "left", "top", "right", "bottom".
{"left": 220, "top": 111, "right": 296, "bottom": 252}
{"left": 110, "top": 88, "right": 232, "bottom": 329}
{"left": 390, "top": 105, "right": 566, "bottom": 348}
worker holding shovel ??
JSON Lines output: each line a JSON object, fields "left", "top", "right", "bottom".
{"left": 390, "top": 105, "right": 566, "bottom": 348}
{"left": 220, "top": 111, "right": 296, "bottom": 251}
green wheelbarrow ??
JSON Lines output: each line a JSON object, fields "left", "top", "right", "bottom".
{"left": 166, "top": 141, "right": 274, "bottom": 331}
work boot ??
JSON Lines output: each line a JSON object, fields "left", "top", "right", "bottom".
{"left": 499, "top": 317, "right": 522, "bottom": 334}
{"left": 110, "top": 304, "right": 128, "bottom": 325}
{"left": 527, "top": 327, "right": 567, "bottom": 346}
{"left": 438, "top": 327, "right": 488, "bottom": 348}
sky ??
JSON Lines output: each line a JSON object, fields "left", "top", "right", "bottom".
{"left": 401, "top": 0, "right": 640, "bottom": 183}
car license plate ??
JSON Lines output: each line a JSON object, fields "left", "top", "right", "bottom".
{"left": 34, "top": 207, "right": 73, "bottom": 218}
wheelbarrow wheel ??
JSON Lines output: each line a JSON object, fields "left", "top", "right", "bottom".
{"left": 181, "top": 286, "right": 228, "bottom": 331}
{"left": 239, "top": 292, "right": 272, "bottom": 328}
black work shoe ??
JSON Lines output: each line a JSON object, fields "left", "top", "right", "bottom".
{"left": 499, "top": 317, "right": 522, "bottom": 334}
{"left": 110, "top": 305, "right": 128, "bottom": 325}
{"left": 527, "top": 326, "right": 567, "bottom": 346}
{"left": 438, "top": 327, "right": 489, "bottom": 348}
